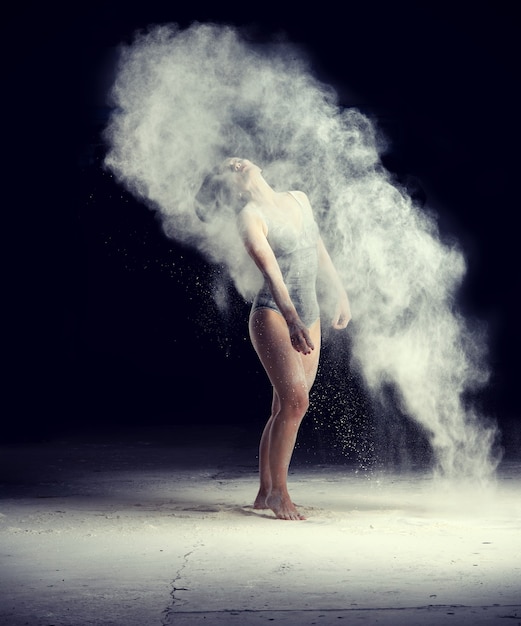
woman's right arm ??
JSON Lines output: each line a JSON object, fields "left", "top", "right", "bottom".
{"left": 238, "top": 208, "right": 315, "bottom": 354}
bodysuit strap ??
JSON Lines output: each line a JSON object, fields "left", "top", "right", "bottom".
{"left": 287, "top": 191, "right": 306, "bottom": 210}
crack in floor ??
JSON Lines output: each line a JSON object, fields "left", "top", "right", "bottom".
{"left": 161, "top": 543, "right": 203, "bottom": 625}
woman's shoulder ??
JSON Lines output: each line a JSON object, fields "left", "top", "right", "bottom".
{"left": 237, "top": 205, "right": 268, "bottom": 233}
{"left": 288, "top": 189, "right": 307, "bottom": 200}
{"left": 288, "top": 189, "right": 311, "bottom": 207}
{"left": 288, "top": 190, "right": 315, "bottom": 218}
{"left": 239, "top": 204, "right": 265, "bottom": 220}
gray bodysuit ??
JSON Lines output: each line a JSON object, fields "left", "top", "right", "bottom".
{"left": 250, "top": 191, "right": 320, "bottom": 327}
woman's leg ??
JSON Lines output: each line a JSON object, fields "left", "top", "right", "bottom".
{"left": 249, "top": 309, "right": 321, "bottom": 520}
{"left": 253, "top": 390, "right": 279, "bottom": 509}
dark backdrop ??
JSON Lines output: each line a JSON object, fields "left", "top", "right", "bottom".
{"left": 4, "top": 2, "right": 518, "bottom": 457}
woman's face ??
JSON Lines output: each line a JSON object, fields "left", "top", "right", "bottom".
{"left": 221, "top": 158, "right": 260, "bottom": 190}
{"left": 225, "top": 157, "right": 253, "bottom": 173}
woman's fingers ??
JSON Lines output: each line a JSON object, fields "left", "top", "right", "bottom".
{"left": 333, "top": 317, "right": 349, "bottom": 329}
{"left": 291, "top": 330, "right": 314, "bottom": 354}
{"left": 332, "top": 307, "right": 351, "bottom": 329}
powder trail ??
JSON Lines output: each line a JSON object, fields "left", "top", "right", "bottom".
{"left": 104, "top": 22, "right": 499, "bottom": 480}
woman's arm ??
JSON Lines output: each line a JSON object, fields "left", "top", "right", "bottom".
{"left": 317, "top": 235, "right": 351, "bottom": 329}
{"left": 238, "top": 208, "right": 315, "bottom": 353}
{"left": 295, "top": 191, "right": 351, "bottom": 330}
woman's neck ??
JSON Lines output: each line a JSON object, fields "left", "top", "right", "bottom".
{"left": 246, "top": 172, "right": 278, "bottom": 206}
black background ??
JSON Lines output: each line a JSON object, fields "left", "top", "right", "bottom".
{"left": 4, "top": 1, "right": 519, "bottom": 457}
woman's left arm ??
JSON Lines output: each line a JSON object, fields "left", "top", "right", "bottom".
{"left": 317, "top": 236, "right": 352, "bottom": 329}
{"left": 296, "top": 191, "right": 351, "bottom": 329}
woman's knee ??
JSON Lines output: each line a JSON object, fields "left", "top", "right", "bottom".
{"left": 279, "top": 388, "right": 309, "bottom": 421}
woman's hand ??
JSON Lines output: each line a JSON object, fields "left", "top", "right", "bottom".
{"left": 331, "top": 291, "right": 352, "bottom": 329}
{"left": 287, "top": 320, "right": 315, "bottom": 354}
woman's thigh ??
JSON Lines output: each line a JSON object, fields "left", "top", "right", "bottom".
{"left": 302, "top": 318, "right": 321, "bottom": 389}
{"left": 249, "top": 309, "right": 320, "bottom": 400}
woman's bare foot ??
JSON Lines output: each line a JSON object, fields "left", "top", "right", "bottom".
{"left": 266, "top": 490, "right": 306, "bottom": 520}
{"left": 253, "top": 489, "right": 269, "bottom": 509}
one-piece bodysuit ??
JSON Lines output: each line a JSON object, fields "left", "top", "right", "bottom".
{"left": 250, "top": 191, "right": 320, "bottom": 327}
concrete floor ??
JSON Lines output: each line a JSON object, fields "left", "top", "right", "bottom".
{"left": 0, "top": 428, "right": 520, "bottom": 625}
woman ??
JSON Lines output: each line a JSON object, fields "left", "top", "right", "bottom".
{"left": 199, "top": 158, "right": 351, "bottom": 520}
